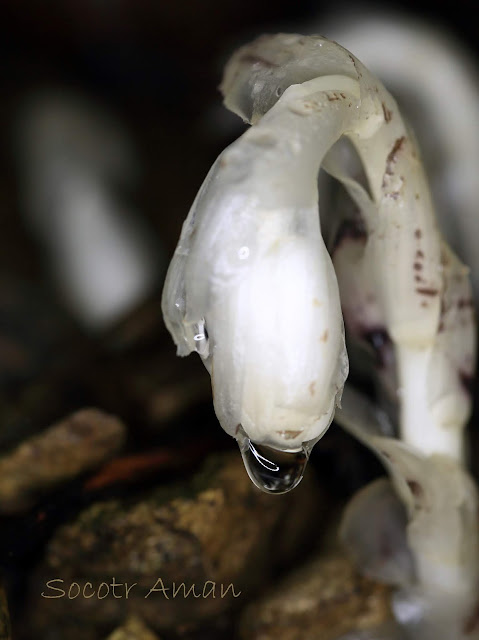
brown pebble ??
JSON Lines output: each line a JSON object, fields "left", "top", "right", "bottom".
{"left": 0, "top": 408, "right": 126, "bottom": 513}
{"left": 239, "top": 552, "right": 392, "bottom": 640}
{"left": 106, "top": 616, "right": 161, "bottom": 640}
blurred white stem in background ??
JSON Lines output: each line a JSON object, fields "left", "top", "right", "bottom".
{"left": 16, "top": 93, "right": 160, "bottom": 330}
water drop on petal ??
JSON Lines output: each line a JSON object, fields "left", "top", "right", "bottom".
{"left": 236, "top": 427, "right": 310, "bottom": 494}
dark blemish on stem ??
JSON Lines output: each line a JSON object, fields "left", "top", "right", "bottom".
{"left": 413, "top": 262, "right": 423, "bottom": 271}
{"left": 415, "top": 228, "right": 422, "bottom": 239}
{"left": 406, "top": 480, "right": 423, "bottom": 498}
{"left": 458, "top": 298, "right": 474, "bottom": 310}
{"left": 320, "top": 330, "right": 329, "bottom": 343}
{"left": 416, "top": 287, "right": 439, "bottom": 296}
{"left": 309, "top": 381, "right": 316, "bottom": 397}
{"left": 416, "top": 250, "right": 424, "bottom": 259}
{"left": 385, "top": 137, "right": 406, "bottom": 174}
{"left": 382, "top": 102, "right": 392, "bottom": 123}
{"left": 348, "top": 53, "right": 362, "bottom": 77}
{"left": 327, "top": 92, "right": 345, "bottom": 101}
{"left": 382, "top": 137, "right": 406, "bottom": 190}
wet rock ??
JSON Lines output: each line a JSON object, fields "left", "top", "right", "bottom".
{"left": 0, "top": 408, "right": 126, "bottom": 513}
{"left": 106, "top": 616, "right": 161, "bottom": 640}
{"left": 240, "top": 552, "right": 393, "bottom": 640}
{"left": 26, "top": 452, "right": 321, "bottom": 637}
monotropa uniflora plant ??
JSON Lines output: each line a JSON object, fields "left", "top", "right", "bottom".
{"left": 162, "top": 34, "right": 478, "bottom": 638}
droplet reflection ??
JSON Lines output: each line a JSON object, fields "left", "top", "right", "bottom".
{"left": 237, "top": 428, "right": 310, "bottom": 494}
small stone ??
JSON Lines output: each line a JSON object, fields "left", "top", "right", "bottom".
{"left": 0, "top": 408, "right": 126, "bottom": 513}
{"left": 240, "top": 552, "right": 393, "bottom": 640}
{"left": 106, "top": 616, "right": 161, "bottom": 640}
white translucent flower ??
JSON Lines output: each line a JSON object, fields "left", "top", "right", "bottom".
{"left": 163, "top": 33, "right": 474, "bottom": 492}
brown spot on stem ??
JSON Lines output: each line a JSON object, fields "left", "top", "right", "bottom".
{"left": 415, "top": 228, "right": 422, "bottom": 239}
{"left": 413, "top": 262, "right": 423, "bottom": 271}
{"left": 327, "top": 92, "right": 342, "bottom": 101}
{"left": 385, "top": 137, "right": 406, "bottom": 175}
{"left": 309, "top": 381, "right": 316, "bottom": 397}
{"left": 416, "top": 287, "right": 439, "bottom": 296}
{"left": 348, "top": 53, "right": 362, "bottom": 77}
{"left": 382, "top": 102, "right": 392, "bottom": 122}
{"left": 407, "top": 480, "right": 423, "bottom": 498}
{"left": 416, "top": 250, "right": 424, "bottom": 259}
{"left": 320, "top": 330, "right": 329, "bottom": 343}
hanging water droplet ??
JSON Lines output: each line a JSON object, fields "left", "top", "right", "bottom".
{"left": 236, "top": 427, "right": 310, "bottom": 494}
